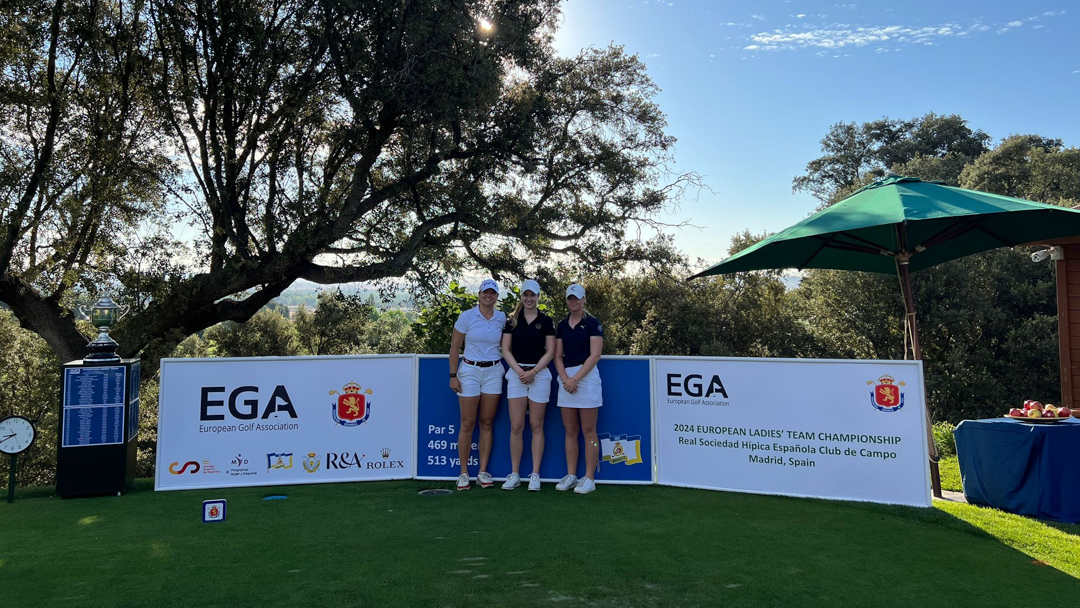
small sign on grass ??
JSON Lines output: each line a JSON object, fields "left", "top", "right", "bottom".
{"left": 202, "top": 499, "right": 227, "bottom": 523}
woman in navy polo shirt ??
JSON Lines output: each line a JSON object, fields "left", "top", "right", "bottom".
{"left": 500, "top": 279, "right": 556, "bottom": 491}
{"left": 449, "top": 279, "right": 507, "bottom": 491}
{"left": 553, "top": 283, "right": 604, "bottom": 495}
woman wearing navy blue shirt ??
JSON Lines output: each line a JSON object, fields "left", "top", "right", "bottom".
{"left": 553, "top": 283, "right": 603, "bottom": 495}
{"left": 500, "top": 279, "right": 555, "bottom": 491}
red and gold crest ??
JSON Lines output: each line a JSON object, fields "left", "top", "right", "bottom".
{"left": 867, "top": 375, "right": 906, "bottom": 412}
{"left": 331, "top": 382, "right": 373, "bottom": 426}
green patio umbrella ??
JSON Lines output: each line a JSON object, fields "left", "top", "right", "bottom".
{"left": 690, "top": 175, "right": 1080, "bottom": 497}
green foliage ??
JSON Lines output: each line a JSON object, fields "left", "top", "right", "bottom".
{"left": 412, "top": 281, "right": 522, "bottom": 354}
{"left": 960, "top": 135, "right": 1080, "bottom": 206}
{"left": 790, "top": 115, "right": 1077, "bottom": 423}
{"left": 790, "top": 227, "right": 1060, "bottom": 425}
{"left": 205, "top": 308, "right": 300, "bottom": 357}
{"left": 792, "top": 270, "right": 905, "bottom": 360}
{"left": 938, "top": 455, "right": 962, "bottom": 493}
{"left": 412, "top": 281, "right": 477, "bottom": 354}
{"left": 363, "top": 309, "right": 424, "bottom": 354}
{"left": 293, "top": 289, "right": 376, "bottom": 355}
{"left": 582, "top": 266, "right": 813, "bottom": 358}
{"left": 932, "top": 422, "right": 957, "bottom": 458}
{"left": 1, "top": 0, "right": 697, "bottom": 366}
{"left": 0, "top": 309, "right": 59, "bottom": 486}
{"left": 794, "top": 113, "right": 991, "bottom": 204}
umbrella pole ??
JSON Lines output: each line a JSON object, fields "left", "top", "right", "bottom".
{"left": 898, "top": 256, "right": 943, "bottom": 499}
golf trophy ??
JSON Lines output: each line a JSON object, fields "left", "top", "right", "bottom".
{"left": 83, "top": 296, "right": 126, "bottom": 362}
{"left": 57, "top": 296, "right": 141, "bottom": 497}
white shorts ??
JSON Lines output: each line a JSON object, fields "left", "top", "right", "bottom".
{"left": 458, "top": 362, "right": 504, "bottom": 397}
{"left": 505, "top": 365, "right": 553, "bottom": 403}
{"left": 557, "top": 365, "right": 602, "bottom": 409}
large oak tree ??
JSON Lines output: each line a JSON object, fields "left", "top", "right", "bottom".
{"left": 0, "top": 0, "right": 692, "bottom": 364}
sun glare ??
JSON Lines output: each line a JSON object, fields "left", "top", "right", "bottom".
{"left": 479, "top": 18, "right": 493, "bottom": 32}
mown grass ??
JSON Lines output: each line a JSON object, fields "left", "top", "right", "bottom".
{"left": 2, "top": 480, "right": 1078, "bottom": 607}
{"left": 939, "top": 455, "right": 963, "bottom": 492}
{"left": 933, "top": 454, "right": 1080, "bottom": 577}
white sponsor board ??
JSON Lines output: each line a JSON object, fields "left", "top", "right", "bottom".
{"left": 156, "top": 356, "right": 415, "bottom": 491}
{"left": 655, "top": 357, "right": 931, "bottom": 507}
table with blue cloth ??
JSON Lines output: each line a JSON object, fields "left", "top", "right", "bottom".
{"left": 954, "top": 417, "right": 1080, "bottom": 523}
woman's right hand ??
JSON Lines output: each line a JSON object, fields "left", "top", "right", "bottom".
{"left": 450, "top": 377, "right": 462, "bottom": 393}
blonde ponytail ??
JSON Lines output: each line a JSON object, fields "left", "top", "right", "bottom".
{"left": 507, "top": 300, "right": 524, "bottom": 329}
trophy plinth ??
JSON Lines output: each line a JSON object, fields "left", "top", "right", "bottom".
{"left": 83, "top": 297, "right": 124, "bottom": 363}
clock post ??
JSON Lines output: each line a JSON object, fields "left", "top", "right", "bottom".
{"left": 55, "top": 297, "right": 141, "bottom": 498}
{"left": 0, "top": 415, "right": 37, "bottom": 503}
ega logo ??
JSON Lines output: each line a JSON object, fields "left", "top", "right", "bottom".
{"left": 200, "top": 386, "right": 298, "bottom": 421}
{"left": 666, "top": 374, "right": 729, "bottom": 398}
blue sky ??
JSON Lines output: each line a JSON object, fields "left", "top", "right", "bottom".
{"left": 553, "top": 1, "right": 1080, "bottom": 265}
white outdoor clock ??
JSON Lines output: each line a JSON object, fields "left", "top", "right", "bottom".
{"left": 0, "top": 416, "right": 36, "bottom": 455}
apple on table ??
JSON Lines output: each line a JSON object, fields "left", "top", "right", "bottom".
{"left": 1008, "top": 408, "right": 1024, "bottom": 417}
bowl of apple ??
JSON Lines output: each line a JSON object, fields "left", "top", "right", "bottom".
{"left": 1006, "top": 400, "right": 1073, "bottom": 423}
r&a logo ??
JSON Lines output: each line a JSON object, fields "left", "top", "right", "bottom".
{"left": 326, "top": 452, "right": 365, "bottom": 469}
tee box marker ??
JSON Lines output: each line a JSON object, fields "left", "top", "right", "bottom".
{"left": 202, "top": 499, "right": 227, "bottom": 523}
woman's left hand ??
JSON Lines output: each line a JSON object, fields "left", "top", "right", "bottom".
{"left": 563, "top": 377, "right": 579, "bottom": 394}
{"left": 519, "top": 369, "right": 536, "bottom": 385}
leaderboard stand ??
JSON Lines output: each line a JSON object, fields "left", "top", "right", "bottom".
{"left": 56, "top": 358, "right": 141, "bottom": 497}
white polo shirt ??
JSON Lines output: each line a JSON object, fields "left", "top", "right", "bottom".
{"left": 453, "top": 307, "right": 506, "bottom": 362}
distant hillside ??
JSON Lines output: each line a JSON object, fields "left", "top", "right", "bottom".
{"left": 273, "top": 281, "right": 415, "bottom": 311}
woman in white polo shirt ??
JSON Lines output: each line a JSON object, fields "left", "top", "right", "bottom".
{"left": 553, "top": 283, "right": 604, "bottom": 495}
{"left": 449, "top": 279, "right": 507, "bottom": 490}
{"left": 499, "top": 279, "right": 556, "bottom": 491}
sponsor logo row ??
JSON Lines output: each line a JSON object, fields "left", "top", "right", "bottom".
{"left": 168, "top": 448, "right": 405, "bottom": 476}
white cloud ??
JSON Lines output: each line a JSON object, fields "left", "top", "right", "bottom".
{"left": 751, "top": 14, "right": 766, "bottom": 20}
{"left": 742, "top": 11, "right": 1065, "bottom": 54}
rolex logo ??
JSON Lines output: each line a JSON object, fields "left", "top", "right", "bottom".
{"left": 381, "top": 448, "right": 391, "bottom": 459}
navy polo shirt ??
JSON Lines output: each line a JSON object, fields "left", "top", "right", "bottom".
{"left": 503, "top": 311, "right": 555, "bottom": 364}
{"left": 556, "top": 313, "right": 604, "bottom": 368}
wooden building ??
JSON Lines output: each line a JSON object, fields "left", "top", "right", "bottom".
{"left": 1031, "top": 239, "right": 1080, "bottom": 408}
